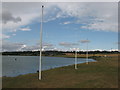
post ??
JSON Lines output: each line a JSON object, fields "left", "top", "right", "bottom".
{"left": 86, "top": 42, "right": 88, "bottom": 64}
{"left": 39, "top": 5, "right": 44, "bottom": 80}
{"left": 75, "top": 50, "right": 77, "bottom": 69}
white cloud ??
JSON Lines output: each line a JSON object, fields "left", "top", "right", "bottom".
{"left": 63, "top": 21, "right": 71, "bottom": 24}
{"left": 2, "top": 34, "right": 10, "bottom": 39}
{"left": 0, "top": 33, "right": 10, "bottom": 39}
{"left": 1, "top": 2, "right": 118, "bottom": 33}
{"left": 80, "top": 40, "right": 90, "bottom": 43}
{"left": 69, "top": 48, "right": 80, "bottom": 51}
{"left": 42, "top": 43, "right": 53, "bottom": 48}
{"left": 110, "top": 49, "right": 118, "bottom": 51}
{"left": 2, "top": 40, "right": 56, "bottom": 51}
{"left": 59, "top": 42, "right": 79, "bottom": 47}
{"left": 19, "top": 27, "right": 31, "bottom": 31}
{"left": 2, "top": 40, "right": 40, "bottom": 52}
{"left": 81, "top": 20, "right": 118, "bottom": 32}
{"left": 2, "top": 13, "right": 39, "bottom": 32}
{"left": 56, "top": 2, "right": 118, "bottom": 32}
{"left": 2, "top": 2, "right": 42, "bottom": 33}
{"left": 36, "top": 42, "right": 55, "bottom": 51}
{"left": 2, "top": 41, "right": 26, "bottom": 51}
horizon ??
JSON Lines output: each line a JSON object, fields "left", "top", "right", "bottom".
{"left": 1, "top": 49, "right": 119, "bottom": 52}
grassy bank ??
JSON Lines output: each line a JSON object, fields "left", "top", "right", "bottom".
{"left": 2, "top": 56, "right": 118, "bottom": 88}
{"left": 44, "top": 53, "right": 119, "bottom": 58}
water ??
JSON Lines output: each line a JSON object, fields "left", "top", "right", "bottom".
{"left": 2, "top": 56, "right": 95, "bottom": 77}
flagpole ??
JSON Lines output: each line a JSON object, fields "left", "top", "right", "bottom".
{"left": 86, "top": 40, "right": 88, "bottom": 64}
{"left": 75, "top": 49, "right": 77, "bottom": 69}
{"left": 39, "top": 5, "right": 44, "bottom": 80}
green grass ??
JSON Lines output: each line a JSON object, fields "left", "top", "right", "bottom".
{"left": 2, "top": 56, "right": 118, "bottom": 88}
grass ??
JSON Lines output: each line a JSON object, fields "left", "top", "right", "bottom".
{"left": 45, "top": 53, "right": 119, "bottom": 58}
{"left": 2, "top": 56, "right": 118, "bottom": 88}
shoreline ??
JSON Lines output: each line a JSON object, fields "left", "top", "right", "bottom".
{"left": 2, "top": 55, "right": 103, "bottom": 59}
{"left": 2, "top": 58, "right": 96, "bottom": 78}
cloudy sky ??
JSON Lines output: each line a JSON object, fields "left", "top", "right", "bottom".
{"left": 1, "top": 2, "right": 118, "bottom": 51}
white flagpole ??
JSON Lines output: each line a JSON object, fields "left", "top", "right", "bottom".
{"left": 75, "top": 49, "right": 77, "bottom": 69}
{"left": 39, "top": 5, "right": 44, "bottom": 80}
{"left": 86, "top": 40, "right": 88, "bottom": 64}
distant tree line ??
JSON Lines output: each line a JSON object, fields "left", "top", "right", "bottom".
{"left": 2, "top": 50, "right": 119, "bottom": 56}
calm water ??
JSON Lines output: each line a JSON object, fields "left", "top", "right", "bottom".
{"left": 2, "top": 56, "right": 95, "bottom": 77}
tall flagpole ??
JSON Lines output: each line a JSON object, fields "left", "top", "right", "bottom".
{"left": 75, "top": 49, "right": 77, "bottom": 69}
{"left": 86, "top": 39, "right": 88, "bottom": 64}
{"left": 39, "top": 5, "right": 44, "bottom": 80}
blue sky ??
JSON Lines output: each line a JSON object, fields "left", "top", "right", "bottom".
{"left": 1, "top": 2, "right": 118, "bottom": 51}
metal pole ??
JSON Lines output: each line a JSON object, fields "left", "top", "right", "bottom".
{"left": 39, "top": 5, "right": 44, "bottom": 80}
{"left": 86, "top": 42, "right": 88, "bottom": 64}
{"left": 75, "top": 50, "right": 77, "bottom": 69}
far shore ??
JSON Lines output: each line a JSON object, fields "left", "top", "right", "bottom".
{"left": 2, "top": 53, "right": 119, "bottom": 58}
